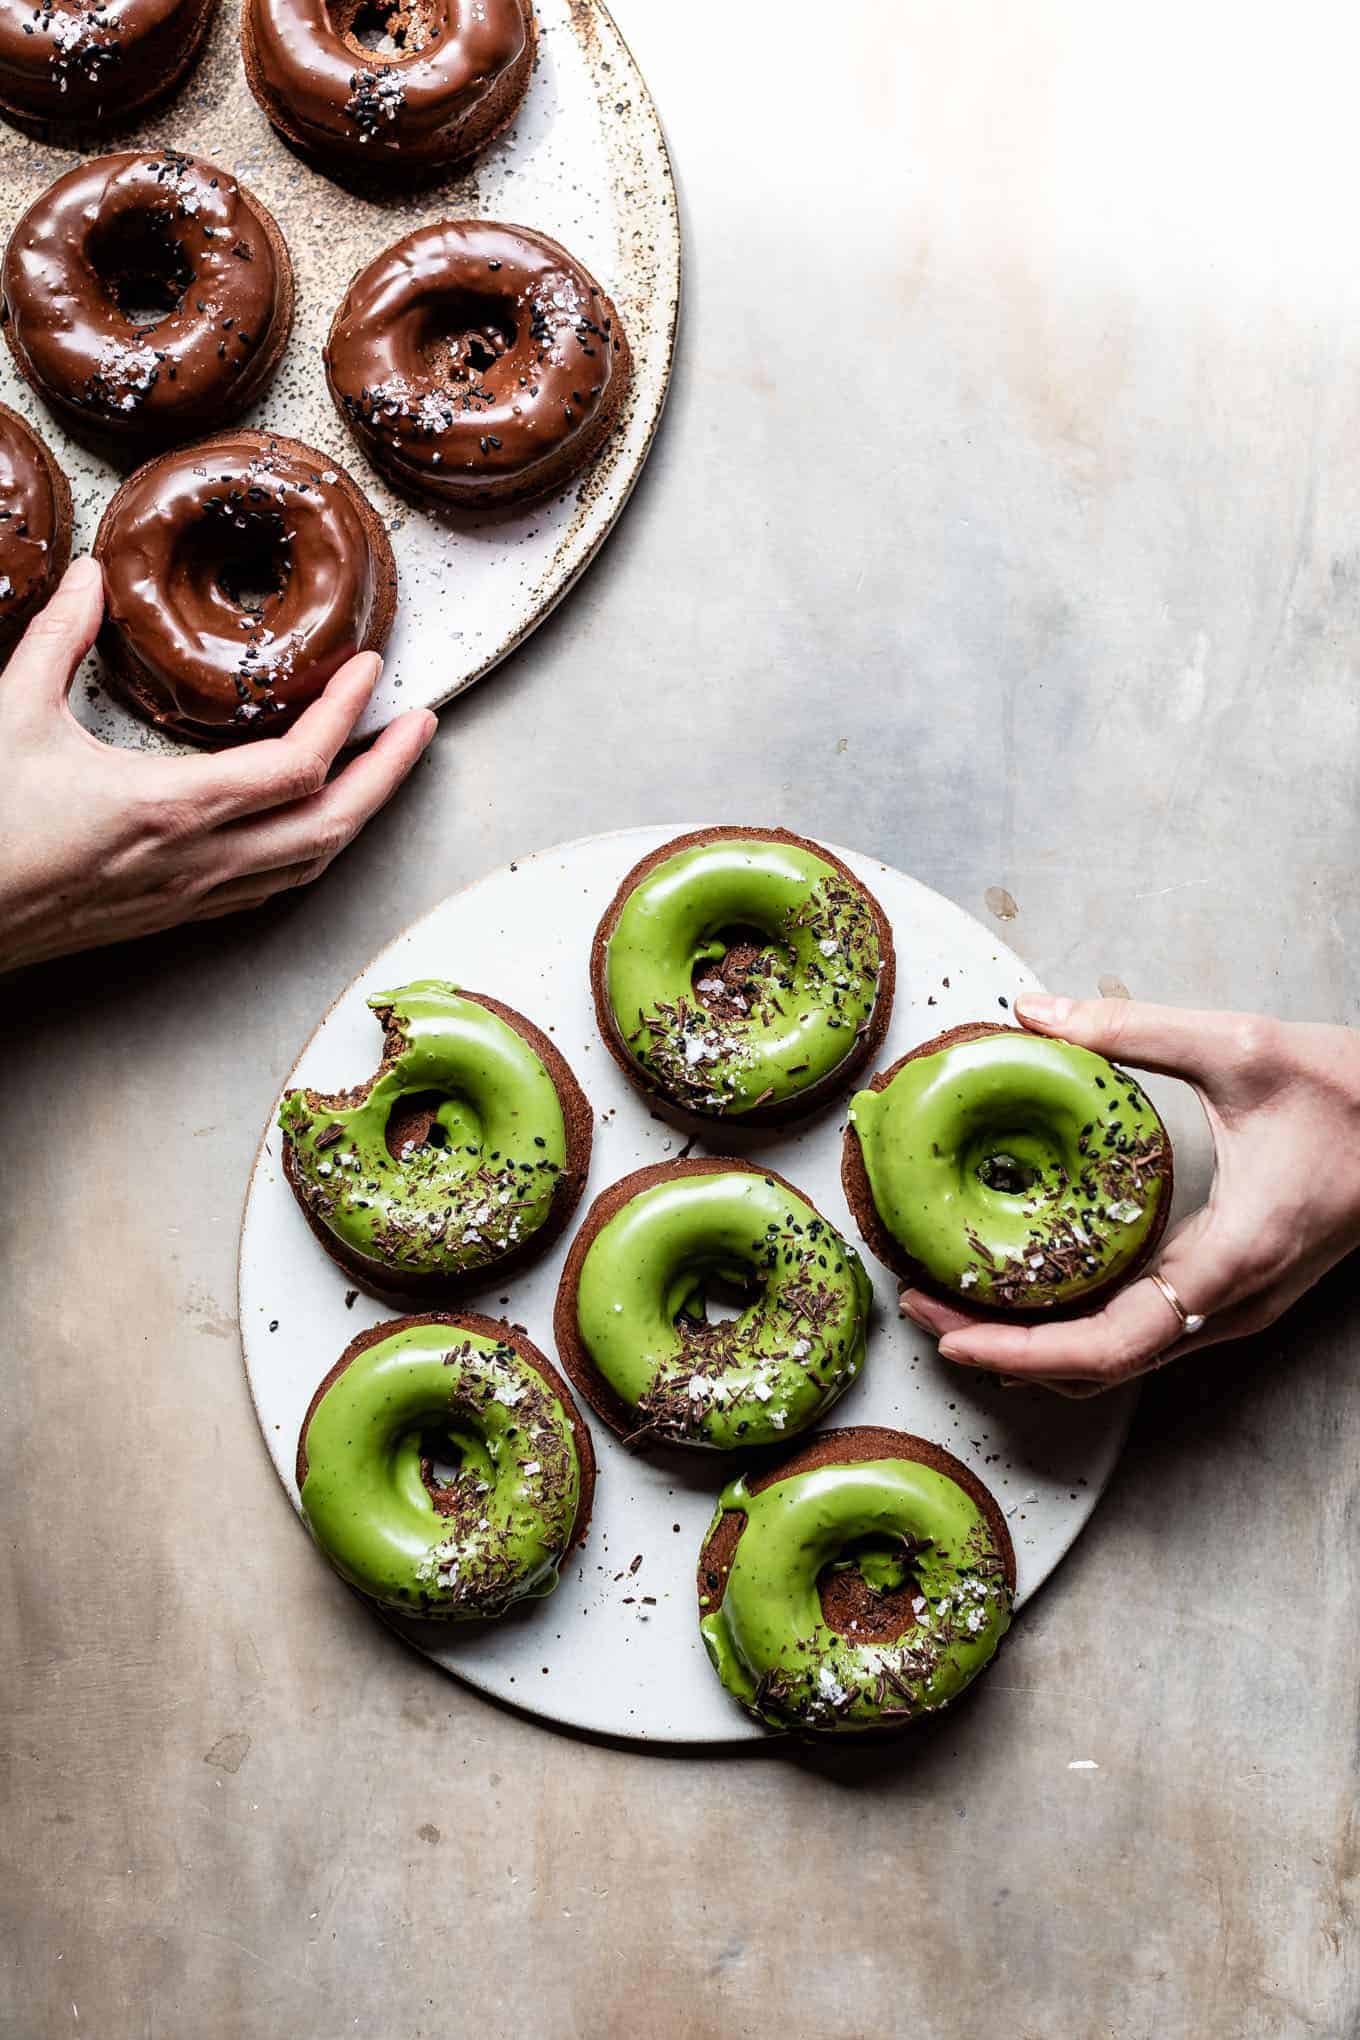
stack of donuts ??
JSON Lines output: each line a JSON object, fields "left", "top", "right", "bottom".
{"left": 275, "top": 827, "right": 1175, "bottom": 1736}
{"left": 0, "top": 5, "right": 631, "bottom": 738}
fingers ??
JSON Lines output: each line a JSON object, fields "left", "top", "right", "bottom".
{"left": 163, "top": 652, "right": 386, "bottom": 828}
{"left": 899, "top": 1205, "right": 1253, "bottom": 1389}
{"left": 212, "top": 707, "right": 436, "bottom": 885}
{"left": 1015, "top": 992, "right": 1280, "bottom": 1100}
{"left": 5, "top": 556, "right": 104, "bottom": 708}
{"left": 190, "top": 859, "right": 318, "bottom": 923}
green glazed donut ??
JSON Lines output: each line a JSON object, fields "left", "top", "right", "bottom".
{"left": 591, "top": 826, "right": 895, "bottom": 1122}
{"left": 843, "top": 1022, "right": 1173, "bottom": 1312}
{"left": 296, "top": 1313, "right": 595, "bottom": 1619}
{"left": 279, "top": 980, "right": 592, "bottom": 1298}
{"left": 698, "top": 1426, "right": 1014, "bottom": 1733}
{"left": 553, "top": 1158, "right": 873, "bottom": 1450}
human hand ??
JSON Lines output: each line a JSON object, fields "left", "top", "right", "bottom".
{"left": 0, "top": 557, "right": 436, "bottom": 972}
{"left": 899, "top": 992, "right": 1360, "bottom": 1392}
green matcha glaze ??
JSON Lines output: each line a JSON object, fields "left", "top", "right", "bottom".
{"left": 849, "top": 1030, "right": 1171, "bottom": 1309}
{"left": 574, "top": 1169, "right": 871, "bottom": 1448}
{"left": 299, "top": 1321, "right": 582, "bottom": 1619}
{"left": 699, "top": 1456, "right": 1012, "bottom": 1731}
{"left": 280, "top": 981, "right": 568, "bottom": 1284}
{"left": 604, "top": 839, "right": 883, "bottom": 1116}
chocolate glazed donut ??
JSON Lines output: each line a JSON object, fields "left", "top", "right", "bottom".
{"left": 0, "top": 0, "right": 214, "bottom": 127}
{"left": 1, "top": 152, "right": 294, "bottom": 452}
{"left": 0, "top": 401, "right": 71, "bottom": 655}
{"left": 325, "top": 221, "right": 631, "bottom": 507}
{"left": 92, "top": 429, "right": 397, "bottom": 745}
{"left": 242, "top": 0, "right": 532, "bottom": 176}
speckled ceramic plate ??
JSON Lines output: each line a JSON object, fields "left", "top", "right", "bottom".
{"left": 239, "top": 827, "right": 1137, "bottom": 1746}
{"left": 0, "top": 0, "right": 679, "bottom": 750}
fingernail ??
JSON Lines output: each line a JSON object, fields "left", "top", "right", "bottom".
{"left": 1016, "top": 993, "right": 1072, "bottom": 1029}
{"left": 63, "top": 556, "right": 102, "bottom": 591}
{"left": 937, "top": 1335, "right": 974, "bottom": 1362}
{"left": 361, "top": 652, "right": 383, "bottom": 687}
{"left": 898, "top": 1294, "right": 931, "bottom": 1328}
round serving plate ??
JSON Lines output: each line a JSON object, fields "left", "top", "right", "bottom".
{"left": 239, "top": 826, "right": 1136, "bottom": 1745}
{"left": 0, "top": 0, "right": 679, "bottom": 750}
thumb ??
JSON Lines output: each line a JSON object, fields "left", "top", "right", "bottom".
{"left": 1014, "top": 990, "right": 1266, "bottom": 1095}
{"left": 5, "top": 556, "right": 104, "bottom": 709}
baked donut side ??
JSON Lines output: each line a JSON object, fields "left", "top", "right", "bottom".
{"left": 0, "top": 400, "right": 71, "bottom": 655}
{"left": 842, "top": 1021, "right": 1175, "bottom": 1317}
{"left": 241, "top": 0, "right": 533, "bottom": 177}
{"left": 0, "top": 0, "right": 217, "bottom": 130}
{"left": 2, "top": 152, "right": 294, "bottom": 453}
{"left": 697, "top": 1425, "right": 1016, "bottom": 1736}
{"left": 92, "top": 429, "right": 395, "bottom": 744}
{"left": 590, "top": 825, "right": 896, "bottom": 1128}
{"left": 296, "top": 1311, "right": 597, "bottom": 1619}
{"left": 325, "top": 219, "right": 631, "bottom": 507}
{"left": 552, "top": 1155, "right": 873, "bottom": 1451}
{"left": 280, "top": 982, "right": 594, "bottom": 1305}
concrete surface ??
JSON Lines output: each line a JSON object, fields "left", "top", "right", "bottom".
{"left": 4, "top": 3, "right": 1360, "bottom": 2035}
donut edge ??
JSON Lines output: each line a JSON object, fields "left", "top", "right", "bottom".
{"left": 588, "top": 824, "right": 898, "bottom": 1130}
{"left": 551, "top": 1153, "right": 867, "bottom": 1448}
{"left": 280, "top": 987, "right": 594, "bottom": 1307}
{"left": 0, "top": 398, "right": 72, "bottom": 654}
{"left": 91, "top": 426, "right": 396, "bottom": 747}
{"left": 0, "top": 0, "right": 218, "bottom": 135}
{"left": 840, "top": 1019, "right": 1176, "bottom": 1320}
{"left": 295, "top": 1307, "right": 597, "bottom": 1568}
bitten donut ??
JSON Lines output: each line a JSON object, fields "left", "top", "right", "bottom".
{"left": 242, "top": 0, "right": 532, "bottom": 177}
{"left": 0, "top": 401, "right": 70, "bottom": 654}
{"left": 2, "top": 153, "right": 293, "bottom": 451}
{"left": 698, "top": 1426, "right": 1015, "bottom": 1735}
{"left": 0, "top": 0, "right": 214, "bottom": 127}
{"left": 553, "top": 1158, "right": 872, "bottom": 1451}
{"left": 297, "top": 1312, "right": 596, "bottom": 1620}
{"left": 591, "top": 827, "right": 895, "bottom": 1125}
{"left": 325, "top": 220, "right": 631, "bottom": 508}
{"left": 280, "top": 980, "right": 593, "bottom": 1300}
{"left": 843, "top": 1022, "right": 1174, "bottom": 1314}
{"left": 92, "top": 428, "right": 395, "bottom": 744}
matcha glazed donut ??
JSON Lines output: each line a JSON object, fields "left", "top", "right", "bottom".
{"left": 698, "top": 1426, "right": 1015, "bottom": 1734}
{"left": 553, "top": 1157, "right": 873, "bottom": 1451}
{"left": 296, "top": 1313, "right": 595, "bottom": 1621}
{"left": 591, "top": 826, "right": 895, "bottom": 1125}
{"left": 279, "top": 980, "right": 592, "bottom": 1301}
{"left": 843, "top": 1022, "right": 1173, "bottom": 1314}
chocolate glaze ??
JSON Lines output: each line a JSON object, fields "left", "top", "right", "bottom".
{"left": 325, "top": 220, "right": 630, "bottom": 504}
{"left": 244, "top": 0, "right": 528, "bottom": 170}
{"left": 0, "top": 0, "right": 213, "bottom": 124}
{"left": 2, "top": 151, "right": 292, "bottom": 445}
{"left": 0, "top": 402, "right": 69, "bottom": 648}
{"left": 93, "top": 429, "right": 393, "bottom": 742}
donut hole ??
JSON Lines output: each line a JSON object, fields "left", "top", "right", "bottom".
{"left": 692, "top": 929, "right": 783, "bottom": 1018}
{"left": 416, "top": 296, "right": 517, "bottom": 384}
{"left": 385, "top": 1091, "right": 480, "bottom": 1162}
{"left": 414, "top": 1421, "right": 494, "bottom": 1514}
{"left": 87, "top": 209, "right": 193, "bottom": 326}
{"left": 674, "top": 1268, "right": 756, "bottom": 1329}
{"left": 187, "top": 505, "right": 291, "bottom": 615}
{"left": 818, "top": 1534, "right": 929, "bottom": 1643}
{"left": 975, "top": 1151, "right": 1041, "bottom": 1196}
{"left": 335, "top": 0, "right": 431, "bottom": 57}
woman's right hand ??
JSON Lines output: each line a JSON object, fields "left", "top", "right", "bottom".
{"left": 900, "top": 993, "right": 1360, "bottom": 1392}
{"left": 0, "top": 557, "right": 437, "bottom": 972}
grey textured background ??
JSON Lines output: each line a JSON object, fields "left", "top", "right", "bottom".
{"left": 4, "top": 3, "right": 1359, "bottom": 2035}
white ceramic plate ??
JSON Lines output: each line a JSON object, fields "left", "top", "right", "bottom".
{"left": 0, "top": 0, "right": 679, "bottom": 750}
{"left": 239, "top": 827, "right": 1136, "bottom": 1744}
